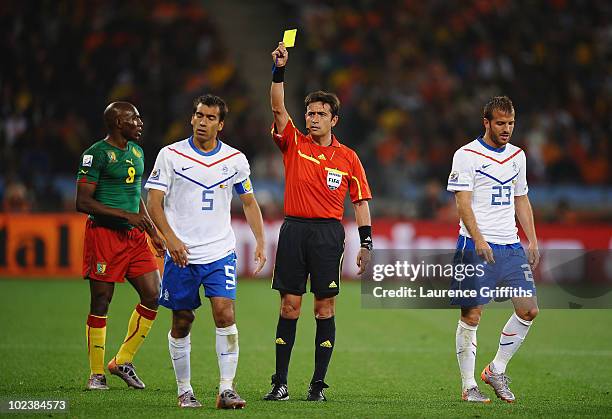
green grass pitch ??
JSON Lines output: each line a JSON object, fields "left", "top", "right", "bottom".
{"left": 0, "top": 278, "right": 611, "bottom": 418}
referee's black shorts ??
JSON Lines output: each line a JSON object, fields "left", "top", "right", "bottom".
{"left": 272, "top": 216, "right": 345, "bottom": 297}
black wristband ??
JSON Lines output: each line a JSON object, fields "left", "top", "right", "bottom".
{"left": 272, "top": 65, "right": 285, "bottom": 83}
{"left": 358, "top": 225, "right": 373, "bottom": 250}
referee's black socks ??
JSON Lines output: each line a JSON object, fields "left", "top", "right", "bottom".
{"left": 312, "top": 316, "right": 336, "bottom": 383}
{"left": 275, "top": 316, "right": 297, "bottom": 384}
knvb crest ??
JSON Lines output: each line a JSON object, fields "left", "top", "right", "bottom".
{"left": 96, "top": 262, "right": 107, "bottom": 275}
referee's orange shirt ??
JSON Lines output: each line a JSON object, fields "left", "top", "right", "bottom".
{"left": 272, "top": 119, "right": 372, "bottom": 220}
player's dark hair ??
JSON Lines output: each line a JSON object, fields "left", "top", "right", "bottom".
{"left": 305, "top": 91, "right": 340, "bottom": 117}
{"left": 483, "top": 96, "right": 514, "bottom": 120}
{"left": 193, "top": 94, "right": 228, "bottom": 121}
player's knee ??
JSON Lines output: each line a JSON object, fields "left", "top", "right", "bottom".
{"left": 280, "top": 302, "right": 300, "bottom": 319}
{"left": 90, "top": 292, "right": 112, "bottom": 315}
{"left": 176, "top": 310, "right": 195, "bottom": 323}
{"left": 140, "top": 291, "right": 159, "bottom": 311}
{"left": 172, "top": 310, "right": 195, "bottom": 336}
{"left": 461, "top": 311, "right": 481, "bottom": 326}
{"left": 90, "top": 300, "right": 110, "bottom": 316}
{"left": 214, "top": 307, "right": 235, "bottom": 328}
{"left": 518, "top": 307, "right": 539, "bottom": 322}
{"left": 314, "top": 305, "right": 335, "bottom": 319}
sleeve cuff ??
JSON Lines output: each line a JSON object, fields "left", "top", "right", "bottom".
{"left": 145, "top": 181, "right": 168, "bottom": 192}
{"left": 447, "top": 183, "right": 472, "bottom": 192}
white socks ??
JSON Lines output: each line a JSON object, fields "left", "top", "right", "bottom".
{"left": 168, "top": 325, "right": 240, "bottom": 395}
{"left": 168, "top": 332, "right": 192, "bottom": 396}
{"left": 216, "top": 324, "right": 239, "bottom": 393}
{"left": 491, "top": 313, "right": 532, "bottom": 374}
{"left": 456, "top": 320, "right": 478, "bottom": 390}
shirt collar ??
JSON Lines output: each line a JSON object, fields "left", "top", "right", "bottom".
{"left": 309, "top": 134, "right": 341, "bottom": 148}
{"left": 477, "top": 135, "right": 506, "bottom": 153}
{"left": 188, "top": 136, "right": 223, "bottom": 156}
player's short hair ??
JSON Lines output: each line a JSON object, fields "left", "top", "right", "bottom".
{"left": 104, "top": 101, "right": 136, "bottom": 129}
{"left": 193, "top": 94, "right": 228, "bottom": 121}
{"left": 305, "top": 91, "right": 340, "bottom": 117}
{"left": 483, "top": 96, "right": 514, "bottom": 120}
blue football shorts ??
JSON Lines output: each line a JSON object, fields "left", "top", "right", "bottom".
{"left": 450, "top": 235, "right": 536, "bottom": 307}
{"left": 159, "top": 252, "right": 238, "bottom": 310}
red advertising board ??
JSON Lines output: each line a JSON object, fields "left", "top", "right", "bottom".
{"left": 0, "top": 214, "right": 610, "bottom": 278}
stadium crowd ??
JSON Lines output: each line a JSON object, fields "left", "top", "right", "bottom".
{"left": 292, "top": 1, "right": 610, "bottom": 194}
{"left": 1, "top": 0, "right": 610, "bottom": 221}
{"left": 1, "top": 0, "right": 266, "bottom": 212}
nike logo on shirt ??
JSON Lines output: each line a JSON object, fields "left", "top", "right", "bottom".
{"left": 482, "top": 164, "right": 492, "bottom": 169}
{"left": 182, "top": 166, "right": 193, "bottom": 171}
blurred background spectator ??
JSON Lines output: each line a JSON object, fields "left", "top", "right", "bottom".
{"left": 1, "top": 0, "right": 610, "bottom": 222}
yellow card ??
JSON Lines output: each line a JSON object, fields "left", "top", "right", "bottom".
{"left": 282, "top": 29, "right": 297, "bottom": 48}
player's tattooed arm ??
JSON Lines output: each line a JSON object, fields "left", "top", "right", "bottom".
{"left": 146, "top": 189, "right": 189, "bottom": 267}
{"left": 240, "top": 193, "right": 267, "bottom": 275}
{"left": 455, "top": 191, "right": 495, "bottom": 264}
{"left": 515, "top": 194, "right": 540, "bottom": 269}
{"left": 76, "top": 182, "right": 152, "bottom": 231}
{"left": 271, "top": 42, "right": 290, "bottom": 133}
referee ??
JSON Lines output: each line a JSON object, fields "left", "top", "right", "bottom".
{"left": 263, "top": 42, "right": 373, "bottom": 402}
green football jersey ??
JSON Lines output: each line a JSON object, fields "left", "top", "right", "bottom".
{"left": 77, "top": 139, "right": 145, "bottom": 229}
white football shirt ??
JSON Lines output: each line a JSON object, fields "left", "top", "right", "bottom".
{"left": 447, "top": 136, "right": 528, "bottom": 244}
{"left": 145, "top": 137, "right": 253, "bottom": 264}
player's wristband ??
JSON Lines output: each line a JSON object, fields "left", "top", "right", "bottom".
{"left": 358, "top": 225, "right": 373, "bottom": 251}
{"left": 272, "top": 65, "right": 285, "bottom": 83}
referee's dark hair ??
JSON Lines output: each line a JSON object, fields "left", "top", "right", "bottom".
{"left": 483, "top": 96, "right": 514, "bottom": 120}
{"left": 305, "top": 91, "right": 340, "bottom": 117}
{"left": 193, "top": 94, "right": 228, "bottom": 121}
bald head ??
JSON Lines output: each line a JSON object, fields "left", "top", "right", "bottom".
{"left": 103, "top": 101, "right": 143, "bottom": 142}
{"left": 104, "top": 101, "right": 138, "bottom": 130}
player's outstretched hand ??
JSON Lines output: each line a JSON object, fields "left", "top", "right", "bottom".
{"left": 527, "top": 242, "right": 540, "bottom": 270}
{"left": 475, "top": 238, "right": 495, "bottom": 264}
{"left": 167, "top": 235, "right": 189, "bottom": 268}
{"left": 272, "top": 42, "right": 288, "bottom": 67}
{"left": 150, "top": 233, "right": 166, "bottom": 258}
{"left": 356, "top": 248, "right": 371, "bottom": 275}
{"left": 253, "top": 243, "right": 267, "bottom": 276}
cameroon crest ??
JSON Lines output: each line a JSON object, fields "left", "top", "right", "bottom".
{"left": 96, "top": 262, "right": 107, "bottom": 275}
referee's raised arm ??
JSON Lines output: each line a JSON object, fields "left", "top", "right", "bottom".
{"left": 271, "top": 42, "right": 290, "bottom": 133}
